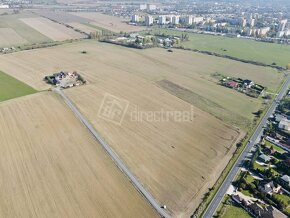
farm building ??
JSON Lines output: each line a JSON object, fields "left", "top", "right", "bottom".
{"left": 44, "top": 71, "right": 86, "bottom": 89}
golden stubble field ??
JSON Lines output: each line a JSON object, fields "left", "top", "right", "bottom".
{"left": 0, "top": 92, "right": 158, "bottom": 218}
{"left": 0, "top": 41, "right": 283, "bottom": 216}
{"left": 64, "top": 77, "right": 241, "bottom": 217}
{"left": 70, "top": 12, "right": 146, "bottom": 32}
{"left": 0, "top": 28, "right": 28, "bottom": 47}
{"left": 20, "top": 17, "right": 85, "bottom": 41}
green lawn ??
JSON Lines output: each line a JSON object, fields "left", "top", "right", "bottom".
{"left": 222, "top": 204, "right": 252, "bottom": 218}
{"left": 265, "top": 140, "right": 287, "bottom": 153}
{"left": 273, "top": 194, "right": 290, "bottom": 213}
{"left": 245, "top": 174, "right": 255, "bottom": 184}
{"left": 0, "top": 71, "right": 36, "bottom": 102}
{"left": 241, "top": 189, "right": 253, "bottom": 197}
{"left": 253, "top": 162, "right": 267, "bottom": 171}
{"left": 146, "top": 28, "right": 290, "bottom": 68}
{"left": 273, "top": 194, "right": 290, "bottom": 205}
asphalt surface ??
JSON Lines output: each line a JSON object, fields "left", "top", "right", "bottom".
{"left": 54, "top": 88, "right": 171, "bottom": 218}
{"left": 202, "top": 75, "right": 290, "bottom": 218}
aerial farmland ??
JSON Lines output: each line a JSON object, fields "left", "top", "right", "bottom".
{"left": 70, "top": 12, "right": 147, "bottom": 33}
{"left": 20, "top": 17, "right": 85, "bottom": 41}
{"left": 0, "top": 1, "right": 289, "bottom": 218}
{"left": 0, "top": 11, "right": 86, "bottom": 48}
{"left": 0, "top": 12, "right": 50, "bottom": 47}
{"left": 0, "top": 39, "right": 284, "bottom": 217}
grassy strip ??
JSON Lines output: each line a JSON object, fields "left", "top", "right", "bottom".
{"left": 221, "top": 202, "right": 252, "bottom": 218}
{"left": 264, "top": 140, "right": 287, "bottom": 153}
{"left": 0, "top": 71, "right": 37, "bottom": 102}
{"left": 81, "top": 22, "right": 114, "bottom": 34}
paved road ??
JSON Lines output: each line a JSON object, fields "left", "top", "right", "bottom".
{"left": 54, "top": 88, "right": 171, "bottom": 218}
{"left": 202, "top": 75, "right": 290, "bottom": 218}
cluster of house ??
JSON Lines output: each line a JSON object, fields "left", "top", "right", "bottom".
{"left": 232, "top": 94, "right": 290, "bottom": 217}
{"left": 232, "top": 193, "right": 287, "bottom": 218}
{"left": 257, "top": 142, "right": 290, "bottom": 191}
{"left": 44, "top": 71, "right": 85, "bottom": 89}
{"left": 266, "top": 113, "right": 290, "bottom": 152}
{"left": 0, "top": 47, "right": 16, "bottom": 54}
{"left": 108, "top": 33, "right": 180, "bottom": 48}
{"left": 220, "top": 77, "right": 265, "bottom": 98}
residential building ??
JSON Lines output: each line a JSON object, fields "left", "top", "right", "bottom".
{"left": 240, "top": 18, "right": 247, "bottom": 27}
{"left": 185, "top": 15, "right": 193, "bottom": 25}
{"left": 232, "top": 194, "right": 287, "bottom": 218}
{"left": 243, "top": 79, "right": 254, "bottom": 88}
{"left": 278, "top": 118, "right": 290, "bottom": 131}
{"left": 258, "top": 181, "right": 282, "bottom": 195}
{"left": 0, "top": 4, "right": 9, "bottom": 9}
{"left": 259, "top": 27, "right": 270, "bottom": 36}
{"left": 172, "top": 16, "right": 179, "bottom": 25}
{"left": 193, "top": 17, "right": 203, "bottom": 23}
{"left": 247, "top": 28, "right": 256, "bottom": 36}
{"left": 167, "top": 16, "right": 173, "bottom": 24}
{"left": 275, "top": 114, "right": 286, "bottom": 122}
{"left": 279, "top": 19, "right": 287, "bottom": 31}
{"left": 158, "top": 16, "right": 166, "bottom": 25}
{"left": 280, "top": 175, "right": 290, "bottom": 187}
{"left": 227, "top": 81, "right": 238, "bottom": 88}
{"left": 277, "top": 31, "right": 285, "bottom": 38}
{"left": 258, "top": 154, "right": 271, "bottom": 163}
{"left": 249, "top": 18, "right": 256, "bottom": 27}
{"left": 145, "top": 15, "right": 154, "bottom": 26}
{"left": 131, "top": 14, "right": 139, "bottom": 23}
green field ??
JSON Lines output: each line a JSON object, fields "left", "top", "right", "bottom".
{"left": 0, "top": 11, "right": 51, "bottom": 47}
{"left": 221, "top": 204, "right": 252, "bottom": 218}
{"left": 0, "top": 71, "right": 36, "bottom": 102}
{"left": 147, "top": 28, "right": 290, "bottom": 68}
